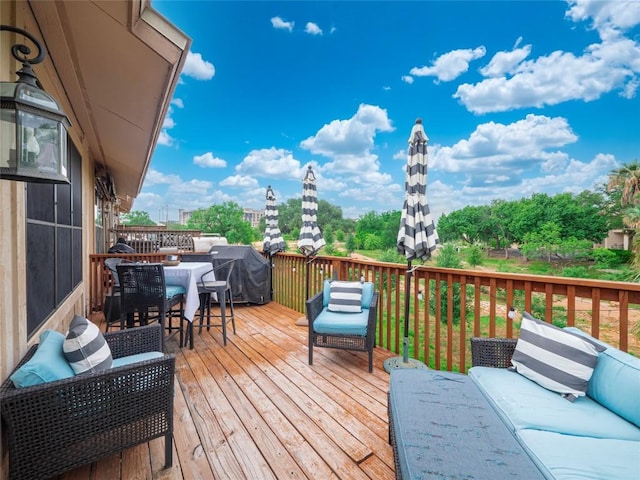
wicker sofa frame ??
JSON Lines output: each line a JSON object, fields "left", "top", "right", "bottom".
{"left": 470, "top": 336, "right": 518, "bottom": 368}
{"left": 306, "top": 290, "right": 379, "bottom": 373}
{"left": 0, "top": 324, "right": 175, "bottom": 480}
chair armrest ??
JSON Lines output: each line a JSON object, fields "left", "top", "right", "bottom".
{"left": 305, "top": 291, "right": 325, "bottom": 327}
{"left": 470, "top": 337, "right": 517, "bottom": 368}
{"left": 104, "top": 323, "right": 163, "bottom": 358}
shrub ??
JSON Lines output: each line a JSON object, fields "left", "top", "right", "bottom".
{"left": 466, "top": 245, "right": 484, "bottom": 267}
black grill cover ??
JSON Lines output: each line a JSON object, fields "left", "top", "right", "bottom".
{"left": 208, "top": 245, "right": 271, "bottom": 304}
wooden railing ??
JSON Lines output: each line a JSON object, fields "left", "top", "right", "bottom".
{"left": 89, "top": 251, "right": 640, "bottom": 372}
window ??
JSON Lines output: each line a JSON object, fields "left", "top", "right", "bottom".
{"left": 25, "top": 139, "right": 82, "bottom": 337}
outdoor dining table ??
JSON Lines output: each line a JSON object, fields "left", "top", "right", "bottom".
{"left": 163, "top": 261, "right": 214, "bottom": 323}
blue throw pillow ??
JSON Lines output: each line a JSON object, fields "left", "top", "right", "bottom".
{"left": 10, "top": 330, "right": 75, "bottom": 388}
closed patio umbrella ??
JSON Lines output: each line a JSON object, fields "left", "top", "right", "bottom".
{"left": 263, "top": 185, "right": 286, "bottom": 300}
{"left": 298, "top": 165, "right": 326, "bottom": 258}
{"left": 296, "top": 165, "right": 325, "bottom": 325}
{"left": 384, "top": 118, "right": 439, "bottom": 372}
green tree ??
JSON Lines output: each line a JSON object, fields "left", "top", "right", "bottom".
{"left": 121, "top": 210, "right": 156, "bottom": 226}
{"left": 186, "top": 202, "right": 255, "bottom": 244}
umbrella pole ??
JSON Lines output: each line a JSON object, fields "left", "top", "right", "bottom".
{"left": 402, "top": 261, "right": 412, "bottom": 363}
{"left": 294, "top": 255, "right": 313, "bottom": 327}
{"left": 269, "top": 253, "right": 274, "bottom": 301}
{"left": 383, "top": 260, "right": 428, "bottom": 373}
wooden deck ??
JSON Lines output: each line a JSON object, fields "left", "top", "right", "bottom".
{"left": 61, "top": 302, "right": 397, "bottom": 480}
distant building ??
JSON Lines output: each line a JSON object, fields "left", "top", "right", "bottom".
{"left": 179, "top": 209, "right": 192, "bottom": 225}
{"left": 243, "top": 208, "right": 264, "bottom": 228}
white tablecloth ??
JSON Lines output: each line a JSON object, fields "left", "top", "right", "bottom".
{"left": 164, "top": 262, "right": 214, "bottom": 322}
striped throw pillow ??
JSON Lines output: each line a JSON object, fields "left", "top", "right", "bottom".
{"left": 328, "top": 281, "right": 363, "bottom": 313}
{"left": 511, "top": 312, "right": 605, "bottom": 401}
{"left": 63, "top": 315, "right": 113, "bottom": 374}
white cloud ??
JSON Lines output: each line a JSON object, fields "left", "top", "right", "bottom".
{"left": 182, "top": 51, "right": 215, "bottom": 80}
{"left": 194, "top": 152, "right": 227, "bottom": 168}
{"left": 219, "top": 175, "right": 259, "bottom": 188}
{"left": 431, "top": 114, "right": 579, "bottom": 176}
{"left": 168, "top": 179, "right": 213, "bottom": 195}
{"left": 171, "top": 98, "right": 184, "bottom": 108}
{"left": 143, "top": 169, "right": 182, "bottom": 186}
{"left": 305, "top": 22, "right": 323, "bottom": 35}
{"left": 566, "top": 0, "right": 640, "bottom": 32}
{"left": 157, "top": 129, "right": 174, "bottom": 147}
{"left": 480, "top": 43, "right": 532, "bottom": 77}
{"left": 409, "top": 46, "right": 486, "bottom": 82}
{"left": 401, "top": 75, "right": 414, "bottom": 84}
{"left": 271, "top": 16, "right": 294, "bottom": 32}
{"left": 236, "top": 147, "right": 303, "bottom": 180}
{"left": 301, "top": 104, "right": 393, "bottom": 158}
{"left": 454, "top": 2, "right": 640, "bottom": 114}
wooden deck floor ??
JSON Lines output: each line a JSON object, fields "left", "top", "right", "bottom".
{"left": 60, "top": 302, "right": 397, "bottom": 480}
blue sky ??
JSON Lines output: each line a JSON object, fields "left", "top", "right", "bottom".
{"left": 136, "top": 0, "right": 640, "bottom": 224}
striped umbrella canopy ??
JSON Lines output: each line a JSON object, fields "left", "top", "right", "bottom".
{"left": 397, "top": 119, "right": 439, "bottom": 262}
{"left": 263, "top": 185, "right": 286, "bottom": 255}
{"left": 386, "top": 119, "right": 439, "bottom": 370}
{"left": 298, "top": 165, "right": 326, "bottom": 257}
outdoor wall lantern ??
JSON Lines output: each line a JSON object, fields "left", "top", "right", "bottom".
{"left": 0, "top": 25, "right": 71, "bottom": 184}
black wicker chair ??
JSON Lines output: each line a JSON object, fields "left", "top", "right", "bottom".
{"left": 116, "top": 262, "right": 186, "bottom": 348}
{"left": 0, "top": 324, "right": 175, "bottom": 480}
{"left": 470, "top": 337, "right": 518, "bottom": 368}
{"left": 306, "top": 286, "right": 379, "bottom": 373}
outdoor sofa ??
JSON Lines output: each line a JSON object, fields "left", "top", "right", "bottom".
{"left": 0, "top": 323, "right": 174, "bottom": 480}
{"left": 469, "top": 321, "right": 640, "bottom": 480}
{"left": 388, "top": 313, "right": 640, "bottom": 480}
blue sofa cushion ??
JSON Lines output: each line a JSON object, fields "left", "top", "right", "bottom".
{"left": 516, "top": 429, "right": 640, "bottom": 480}
{"left": 10, "top": 330, "right": 75, "bottom": 388}
{"left": 63, "top": 314, "right": 113, "bottom": 374}
{"left": 565, "top": 327, "right": 640, "bottom": 428}
{"left": 323, "top": 280, "right": 374, "bottom": 309}
{"left": 511, "top": 312, "right": 604, "bottom": 401}
{"left": 469, "top": 366, "right": 640, "bottom": 441}
{"left": 313, "top": 308, "right": 369, "bottom": 336}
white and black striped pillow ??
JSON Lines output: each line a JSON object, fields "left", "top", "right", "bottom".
{"left": 328, "top": 281, "right": 363, "bottom": 313}
{"left": 63, "top": 314, "right": 113, "bottom": 374}
{"left": 511, "top": 312, "right": 605, "bottom": 401}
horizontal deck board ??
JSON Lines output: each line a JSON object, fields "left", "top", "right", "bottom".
{"left": 56, "top": 301, "right": 395, "bottom": 480}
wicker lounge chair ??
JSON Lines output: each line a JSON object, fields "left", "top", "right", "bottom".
{"left": 0, "top": 324, "right": 175, "bottom": 480}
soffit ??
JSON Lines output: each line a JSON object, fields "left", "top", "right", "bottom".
{"left": 28, "top": 0, "right": 190, "bottom": 210}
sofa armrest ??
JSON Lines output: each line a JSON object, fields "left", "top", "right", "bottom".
{"left": 470, "top": 337, "right": 517, "bottom": 368}
{"left": 104, "top": 323, "right": 163, "bottom": 359}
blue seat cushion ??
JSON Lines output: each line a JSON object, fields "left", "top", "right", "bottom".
{"left": 469, "top": 366, "right": 640, "bottom": 441}
{"left": 112, "top": 351, "right": 164, "bottom": 368}
{"left": 165, "top": 284, "right": 186, "bottom": 299}
{"left": 516, "top": 429, "right": 640, "bottom": 480}
{"left": 313, "top": 307, "right": 369, "bottom": 336}
{"left": 10, "top": 330, "right": 75, "bottom": 388}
